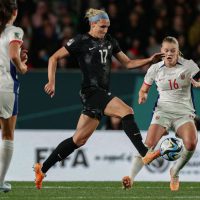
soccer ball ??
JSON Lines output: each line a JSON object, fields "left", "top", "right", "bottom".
{"left": 160, "top": 137, "right": 183, "bottom": 161}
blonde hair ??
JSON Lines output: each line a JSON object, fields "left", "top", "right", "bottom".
{"left": 162, "top": 36, "right": 183, "bottom": 57}
{"left": 85, "top": 8, "right": 107, "bottom": 19}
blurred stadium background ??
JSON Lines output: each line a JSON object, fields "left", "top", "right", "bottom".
{"left": 6, "top": 0, "right": 200, "bottom": 192}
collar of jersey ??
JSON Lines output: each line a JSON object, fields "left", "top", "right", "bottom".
{"left": 177, "top": 57, "right": 183, "bottom": 65}
{"left": 158, "top": 58, "right": 183, "bottom": 69}
{"left": 87, "top": 33, "right": 104, "bottom": 41}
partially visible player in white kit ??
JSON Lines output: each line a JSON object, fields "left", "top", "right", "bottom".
{"left": 0, "top": 0, "right": 28, "bottom": 193}
{"left": 122, "top": 36, "right": 200, "bottom": 191}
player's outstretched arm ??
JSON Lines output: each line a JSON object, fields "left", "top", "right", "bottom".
{"left": 44, "top": 47, "right": 69, "bottom": 98}
{"left": 115, "top": 51, "right": 164, "bottom": 69}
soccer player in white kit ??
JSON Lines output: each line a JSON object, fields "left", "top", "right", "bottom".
{"left": 122, "top": 36, "right": 200, "bottom": 191}
{"left": 0, "top": 0, "right": 28, "bottom": 192}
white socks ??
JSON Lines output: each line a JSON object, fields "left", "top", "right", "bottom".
{"left": 0, "top": 140, "right": 14, "bottom": 184}
{"left": 129, "top": 147, "right": 195, "bottom": 181}
{"left": 171, "top": 147, "right": 194, "bottom": 177}
{"left": 130, "top": 156, "right": 144, "bottom": 181}
{"left": 129, "top": 145, "right": 149, "bottom": 181}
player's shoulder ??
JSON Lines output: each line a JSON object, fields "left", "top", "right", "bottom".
{"left": 76, "top": 33, "right": 86, "bottom": 40}
{"left": 149, "top": 60, "right": 164, "bottom": 71}
{"left": 178, "top": 57, "right": 199, "bottom": 70}
{"left": 5, "top": 25, "right": 23, "bottom": 35}
{"left": 73, "top": 33, "right": 96, "bottom": 42}
{"left": 178, "top": 57, "right": 196, "bottom": 65}
{"left": 71, "top": 34, "right": 84, "bottom": 41}
{"left": 66, "top": 34, "right": 85, "bottom": 47}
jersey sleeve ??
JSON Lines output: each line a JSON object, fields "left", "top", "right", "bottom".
{"left": 188, "top": 60, "right": 200, "bottom": 78}
{"left": 144, "top": 64, "right": 157, "bottom": 86}
{"left": 7, "top": 27, "right": 24, "bottom": 44}
{"left": 64, "top": 35, "right": 82, "bottom": 55}
{"left": 111, "top": 38, "right": 121, "bottom": 54}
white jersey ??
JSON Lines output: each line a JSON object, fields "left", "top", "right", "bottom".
{"left": 144, "top": 57, "right": 200, "bottom": 115}
{"left": 0, "top": 24, "right": 23, "bottom": 94}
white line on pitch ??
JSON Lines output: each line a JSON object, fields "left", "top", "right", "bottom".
{"left": 1, "top": 196, "right": 199, "bottom": 199}
{"left": 13, "top": 186, "right": 200, "bottom": 189}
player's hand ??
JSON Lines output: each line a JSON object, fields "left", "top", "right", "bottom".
{"left": 191, "top": 78, "right": 200, "bottom": 88}
{"left": 20, "top": 49, "right": 28, "bottom": 63}
{"left": 150, "top": 52, "right": 165, "bottom": 64}
{"left": 20, "top": 64, "right": 28, "bottom": 74}
{"left": 44, "top": 82, "right": 55, "bottom": 98}
{"left": 138, "top": 93, "right": 147, "bottom": 104}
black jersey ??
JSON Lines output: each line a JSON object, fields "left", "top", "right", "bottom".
{"left": 65, "top": 33, "right": 121, "bottom": 91}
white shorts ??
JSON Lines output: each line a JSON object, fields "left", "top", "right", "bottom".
{"left": 151, "top": 111, "right": 195, "bottom": 132}
{"left": 0, "top": 92, "right": 18, "bottom": 119}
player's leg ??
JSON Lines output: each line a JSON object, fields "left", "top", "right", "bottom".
{"left": 122, "top": 124, "right": 166, "bottom": 189}
{"left": 105, "top": 97, "right": 161, "bottom": 163}
{"left": 34, "top": 114, "right": 99, "bottom": 189}
{"left": 132, "top": 124, "right": 166, "bottom": 178}
{"left": 170, "top": 121, "right": 197, "bottom": 191}
{"left": 41, "top": 114, "right": 99, "bottom": 173}
{"left": 104, "top": 97, "right": 149, "bottom": 157}
{"left": 0, "top": 116, "right": 16, "bottom": 193}
{"left": 73, "top": 114, "right": 100, "bottom": 146}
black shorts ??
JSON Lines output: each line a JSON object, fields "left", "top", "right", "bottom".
{"left": 79, "top": 87, "right": 114, "bottom": 120}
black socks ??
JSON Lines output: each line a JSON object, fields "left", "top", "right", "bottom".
{"left": 122, "top": 114, "right": 148, "bottom": 157}
{"left": 41, "top": 114, "right": 148, "bottom": 173}
{"left": 41, "top": 137, "right": 78, "bottom": 173}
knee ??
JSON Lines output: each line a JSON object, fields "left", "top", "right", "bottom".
{"left": 184, "top": 139, "right": 198, "bottom": 151}
{"left": 1, "top": 125, "right": 14, "bottom": 140}
{"left": 122, "top": 107, "right": 134, "bottom": 117}
{"left": 145, "top": 140, "right": 156, "bottom": 149}
{"left": 2, "top": 132, "right": 13, "bottom": 140}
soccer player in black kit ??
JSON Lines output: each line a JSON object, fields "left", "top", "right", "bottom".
{"left": 34, "top": 8, "right": 164, "bottom": 189}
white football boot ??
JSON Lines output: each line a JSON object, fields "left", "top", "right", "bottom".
{"left": 0, "top": 182, "right": 11, "bottom": 193}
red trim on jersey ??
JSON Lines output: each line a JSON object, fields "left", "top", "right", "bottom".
{"left": 143, "top": 81, "right": 152, "bottom": 86}
{"left": 9, "top": 40, "right": 23, "bottom": 45}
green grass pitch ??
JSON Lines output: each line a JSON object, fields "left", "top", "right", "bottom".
{"left": 1, "top": 181, "right": 200, "bottom": 200}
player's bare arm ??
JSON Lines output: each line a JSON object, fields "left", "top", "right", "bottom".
{"left": 115, "top": 51, "right": 164, "bottom": 69}
{"left": 9, "top": 42, "right": 27, "bottom": 74}
{"left": 45, "top": 47, "right": 69, "bottom": 98}
{"left": 138, "top": 83, "right": 151, "bottom": 104}
{"left": 20, "top": 48, "right": 28, "bottom": 63}
{"left": 191, "top": 78, "right": 200, "bottom": 88}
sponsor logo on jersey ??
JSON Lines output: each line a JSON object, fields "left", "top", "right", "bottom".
{"left": 180, "top": 73, "right": 185, "bottom": 80}
{"left": 89, "top": 47, "right": 96, "bottom": 50}
{"left": 67, "top": 39, "right": 74, "bottom": 46}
